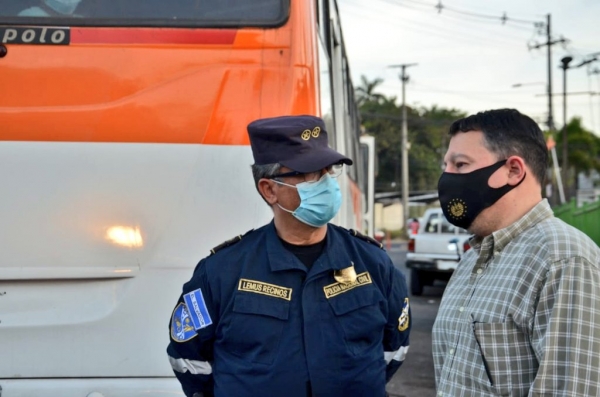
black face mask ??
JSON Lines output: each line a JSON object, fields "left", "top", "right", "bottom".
{"left": 437, "top": 159, "right": 525, "bottom": 230}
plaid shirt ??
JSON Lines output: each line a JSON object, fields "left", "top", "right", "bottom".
{"left": 432, "top": 199, "right": 600, "bottom": 396}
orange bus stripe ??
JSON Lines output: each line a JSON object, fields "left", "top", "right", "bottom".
{"left": 70, "top": 27, "right": 237, "bottom": 45}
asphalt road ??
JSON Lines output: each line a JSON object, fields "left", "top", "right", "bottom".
{"left": 384, "top": 242, "right": 446, "bottom": 397}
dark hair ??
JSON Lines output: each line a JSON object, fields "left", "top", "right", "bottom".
{"left": 448, "top": 108, "right": 548, "bottom": 186}
{"left": 251, "top": 163, "right": 281, "bottom": 205}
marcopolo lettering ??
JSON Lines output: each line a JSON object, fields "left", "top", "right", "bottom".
{"left": 1, "top": 27, "right": 70, "bottom": 45}
{"left": 238, "top": 279, "right": 292, "bottom": 301}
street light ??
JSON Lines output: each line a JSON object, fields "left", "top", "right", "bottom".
{"left": 512, "top": 82, "right": 551, "bottom": 129}
{"left": 560, "top": 56, "right": 573, "bottom": 199}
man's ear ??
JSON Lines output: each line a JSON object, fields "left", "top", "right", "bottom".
{"left": 506, "top": 156, "right": 526, "bottom": 186}
{"left": 258, "top": 179, "right": 278, "bottom": 205}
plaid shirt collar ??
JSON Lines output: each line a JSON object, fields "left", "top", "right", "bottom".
{"left": 469, "top": 199, "right": 553, "bottom": 263}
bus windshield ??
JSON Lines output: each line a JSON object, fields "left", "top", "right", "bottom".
{"left": 0, "top": 0, "right": 289, "bottom": 27}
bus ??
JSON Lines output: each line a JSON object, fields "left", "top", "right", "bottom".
{"left": 0, "top": 1, "right": 373, "bottom": 395}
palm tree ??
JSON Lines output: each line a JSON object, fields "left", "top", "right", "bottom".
{"left": 355, "top": 75, "right": 385, "bottom": 105}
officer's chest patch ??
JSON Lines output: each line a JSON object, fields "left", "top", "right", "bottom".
{"left": 238, "top": 279, "right": 292, "bottom": 301}
{"left": 171, "top": 302, "right": 198, "bottom": 343}
{"left": 183, "top": 289, "right": 213, "bottom": 330}
{"left": 323, "top": 272, "right": 372, "bottom": 298}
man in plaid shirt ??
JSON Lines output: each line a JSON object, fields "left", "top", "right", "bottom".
{"left": 432, "top": 108, "right": 600, "bottom": 396}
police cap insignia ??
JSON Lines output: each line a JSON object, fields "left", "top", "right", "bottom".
{"left": 348, "top": 229, "right": 384, "bottom": 249}
{"left": 171, "top": 302, "right": 198, "bottom": 343}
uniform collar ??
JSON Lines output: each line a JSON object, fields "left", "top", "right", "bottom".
{"left": 265, "top": 222, "right": 352, "bottom": 275}
{"left": 266, "top": 221, "right": 310, "bottom": 272}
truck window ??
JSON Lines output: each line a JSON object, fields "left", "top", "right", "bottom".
{"left": 425, "top": 213, "right": 440, "bottom": 233}
{"left": 440, "top": 215, "right": 469, "bottom": 234}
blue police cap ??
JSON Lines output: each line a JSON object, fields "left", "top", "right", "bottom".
{"left": 247, "top": 115, "right": 353, "bottom": 173}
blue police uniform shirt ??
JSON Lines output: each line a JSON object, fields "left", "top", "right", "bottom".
{"left": 167, "top": 221, "right": 411, "bottom": 397}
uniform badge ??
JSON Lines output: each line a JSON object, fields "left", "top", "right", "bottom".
{"left": 171, "top": 303, "right": 197, "bottom": 343}
{"left": 183, "top": 288, "right": 213, "bottom": 330}
{"left": 398, "top": 298, "right": 410, "bottom": 331}
{"left": 324, "top": 272, "right": 372, "bottom": 299}
{"left": 334, "top": 262, "right": 357, "bottom": 284}
{"left": 238, "top": 279, "right": 293, "bottom": 301}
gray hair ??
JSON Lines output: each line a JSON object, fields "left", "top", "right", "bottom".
{"left": 251, "top": 163, "right": 282, "bottom": 204}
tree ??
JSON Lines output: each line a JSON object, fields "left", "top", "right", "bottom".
{"left": 355, "top": 75, "right": 386, "bottom": 106}
{"left": 555, "top": 117, "right": 600, "bottom": 177}
{"left": 356, "top": 75, "right": 465, "bottom": 193}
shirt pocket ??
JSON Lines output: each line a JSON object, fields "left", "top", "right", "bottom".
{"left": 328, "top": 287, "right": 386, "bottom": 356}
{"left": 223, "top": 293, "right": 290, "bottom": 365}
{"left": 472, "top": 315, "right": 537, "bottom": 396}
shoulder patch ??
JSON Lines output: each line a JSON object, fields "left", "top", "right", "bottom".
{"left": 348, "top": 229, "right": 384, "bottom": 249}
{"left": 209, "top": 229, "right": 254, "bottom": 255}
{"left": 398, "top": 297, "right": 410, "bottom": 331}
{"left": 170, "top": 302, "right": 198, "bottom": 343}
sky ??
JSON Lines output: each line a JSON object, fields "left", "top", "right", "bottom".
{"left": 338, "top": 0, "right": 600, "bottom": 135}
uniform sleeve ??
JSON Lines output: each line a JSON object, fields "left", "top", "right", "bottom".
{"left": 167, "top": 260, "right": 217, "bottom": 397}
{"left": 529, "top": 257, "right": 600, "bottom": 395}
{"left": 383, "top": 261, "right": 411, "bottom": 382}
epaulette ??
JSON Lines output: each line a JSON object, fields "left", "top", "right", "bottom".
{"left": 209, "top": 229, "right": 254, "bottom": 256}
{"left": 348, "top": 229, "right": 384, "bottom": 250}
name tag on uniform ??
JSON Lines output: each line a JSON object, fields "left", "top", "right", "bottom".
{"left": 238, "top": 279, "right": 292, "bottom": 301}
{"left": 323, "top": 272, "right": 372, "bottom": 298}
{"left": 183, "top": 288, "right": 213, "bottom": 330}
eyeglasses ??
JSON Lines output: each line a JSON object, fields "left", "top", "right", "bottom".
{"left": 269, "top": 164, "right": 344, "bottom": 183}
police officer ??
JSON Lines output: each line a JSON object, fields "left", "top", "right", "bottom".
{"left": 167, "top": 115, "right": 411, "bottom": 397}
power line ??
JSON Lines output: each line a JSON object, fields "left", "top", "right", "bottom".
{"left": 388, "top": 0, "right": 539, "bottom": 25}
{"left": 436, "top": 0, "right": 544, "bottom": 20}
{"left": 377, "top": 0, "right": 540, "bottom": 37}
{"left": 350, "top": 0, "right": 529, "bottom": 48}
{"left": 343, "top": 1, "right": 525, "bottom": 49}
{"left": 405, "top": 4, "right": 538, "bottom": 37}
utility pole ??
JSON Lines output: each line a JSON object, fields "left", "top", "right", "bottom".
{"left": 592, "top": 68, "right": 600, "bottom": 128}
{"left": 560, "top": 55, "right": 598, "bottom": 200}
{"left": 560, "top": 56, "right": 573, "bottom": 199}
{"left": 389, "top": 63, "right": 417, "bottom": 228}
{"left": 529, "top": 14, "right": 567, "bottom": 131}
{"left": 529, "top": 14, "right": 567, "bottom": 203}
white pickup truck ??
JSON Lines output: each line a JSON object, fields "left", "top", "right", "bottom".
{"left": 405, "top": 208, "right": 471, "bottom": 295}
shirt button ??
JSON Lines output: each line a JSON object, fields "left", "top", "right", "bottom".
{"left": 476, "top": 268, "right": 483, "bottom": 275}
{"left": 438, "top": 392, "right": 443, "bottom": 396}
{"left": 459, "top": 307, "right": 465, "bottom": 312}
{"left": 449, "top": 348, "right": 455, "bottom": 355}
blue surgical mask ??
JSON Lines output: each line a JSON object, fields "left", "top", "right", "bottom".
{"left": 44, "top": 0, "right": 81, "bottom": 14}
{"left": 275, "top": 174, "right": 342, "bottom": 227}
